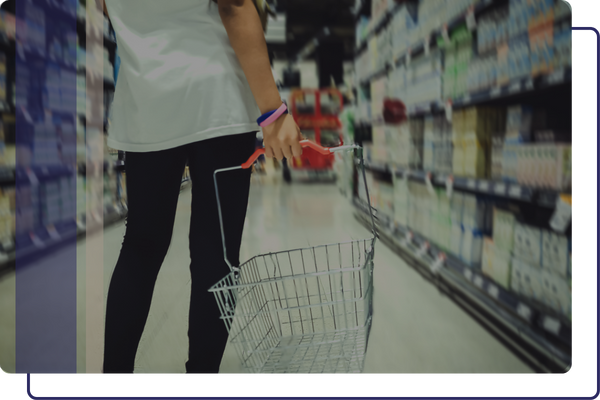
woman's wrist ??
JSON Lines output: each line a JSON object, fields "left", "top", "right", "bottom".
{"left": 258, "top": 102, "right": 288, "bottom": 127}
{"left": 260, "top": 102, "right": 283, "bottom": 115}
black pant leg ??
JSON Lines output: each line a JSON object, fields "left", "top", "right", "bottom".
{"left": 185, "top": 132, "right": 257, "bottom": 373}
{"left": 103, "top": 147, "right": 188, "bottom": 373}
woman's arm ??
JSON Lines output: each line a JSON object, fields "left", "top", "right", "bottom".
{"left": 218, "top": 0, "right": 279, "bottom": 114}
{"left": 102, "top": 0, "right": 108, "bottom": 17}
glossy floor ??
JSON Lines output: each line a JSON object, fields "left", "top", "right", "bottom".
{"left": 0, "top": 172, "right": 532, "bottom": 373}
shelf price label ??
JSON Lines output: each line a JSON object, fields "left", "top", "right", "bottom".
{"left": 466, "top": 179, "right": 476, "bottom": 190}
{"left": 490, "top": 87, "right": 502, "bottom": 98}
{"left": 509, "top": 82, "right": 521, "bottom": 94}
{"left": 463, "top": 268, "right": 473, "bottom": 282}
{"left": 47, "top": 225, "right": 61, "bottom": 241}
{"left": 508, "top": 185, "right": 522, "bottom": 198}
{"left": 29, "top": 233, "right": 45, "bottom": 249}
{"left": 401, "top": 231, "right": 413, "bottom": 247}
{"left": 525, "top": 78, "right": 534, "bottom": 90}
{"left": 494, "top": 183, "right": 506, "bottom": 195}
{"left": 430, "top": 253, "right": 446, "bottom": 274}
{"left": 478, "top": 180, "right": 490, "bottom": 192}
{"left": 473, "top": 274, "right": 484, "bottom": 289}
{"left": 516, "top": 303, "right": 532, "bottom": 322}
{"left": 487, "top": 284, "right": 500, "bottom": 299}
{"left": 416, "top": 241, "right": 429, "bottom": 258}
{"left": 446, "top": 175, "right": 454, "bottom": 199}
{"left": 547, "top": 68, "right": 565, "bottom": 85}
{"left": 542, "top": 316, "right": 561, "bottom": 336}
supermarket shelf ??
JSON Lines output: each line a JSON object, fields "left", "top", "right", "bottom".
{"left": 358, "top": 62, "right": 571, "bottom": 112}
{"left": 0, "top": 203, "right": 127, "bottom": 273}
{"left": 452, "top": 68, "right": 572, "bottom": 108}
{"left": 362, "top": 159, "right": 563, "bottom": 208}
{"left": 352, "top": 197, "right": 571, "bottom": 370}
{"left": 16, "top": 42, "right": 77, "bottom": 72}
{"left": 356, "top": 0, "right": 494, "bottom": 56}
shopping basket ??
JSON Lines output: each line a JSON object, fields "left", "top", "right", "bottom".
{"left": 209, "top": 140, "right": 376, "bottom": 373}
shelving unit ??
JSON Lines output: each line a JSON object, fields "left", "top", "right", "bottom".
{"left": 352, "top": 0, "right": 572, "bottom": 371}
{"left": 353, "top": 197, "right": 570, "bottom": 369}
{"left": 0, "top": 0, "right": 124, "bottom": 272}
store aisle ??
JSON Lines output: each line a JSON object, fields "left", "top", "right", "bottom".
{"left": 0, "top": 179, "right": 533, "bottom": 374}
{"left": 116, "top": 178, "right": 533, "bottom": 373}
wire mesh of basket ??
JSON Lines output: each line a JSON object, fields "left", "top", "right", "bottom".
{"left": 209, "top": 141, "right": 376, "bottom": 373}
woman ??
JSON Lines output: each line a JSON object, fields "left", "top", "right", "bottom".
{"left": 102, "top": 0, "right": 302, "bottom": 373}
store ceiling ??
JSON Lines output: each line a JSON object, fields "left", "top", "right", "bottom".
{"left": 268, "top": 0, "right": 356, "bottom": 61}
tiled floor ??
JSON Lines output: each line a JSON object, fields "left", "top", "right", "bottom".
{"left": 0, "top": 168, "right": 533, "bottom": 374}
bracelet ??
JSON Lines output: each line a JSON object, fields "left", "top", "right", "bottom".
{"left": 257, "top": 102, "right": 288, "bottom": 127}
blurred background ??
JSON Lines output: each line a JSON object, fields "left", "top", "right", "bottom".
{"left": 0, "top": 0, "right": 571, "bottom": 374}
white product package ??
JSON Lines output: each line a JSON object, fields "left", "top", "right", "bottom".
{"left": 541, "top": 268, "right": 571, "bottom": 318}
{"left": 450, "top": 223, "right": 463, "bottom": 257}
{"left": 491, "top": 248, "right": 512, "bottom": 289}
{"left": 481, "top": 236, "right": 495, "bottom": 279}
{"left": 541, "top": 230, "right": 570, "bottom": 277}
{"left": 513, "top": 222, "right": 542, "bottom": 266}
{"left": 511, "top": 257, "right": 544, "bottom": 302}
{"left": 462, "top": 194, "right": 486, "bottom": 231}
{"left": 461, "top": 227, "right": 483, "bottom": 268}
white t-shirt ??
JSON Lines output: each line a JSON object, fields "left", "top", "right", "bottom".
{"left": 105, "top": 0, "right": 261, "bottom": 152}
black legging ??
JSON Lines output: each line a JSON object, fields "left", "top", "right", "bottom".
{"left": 103, "top": 132, "right": 257, "bottom": 373}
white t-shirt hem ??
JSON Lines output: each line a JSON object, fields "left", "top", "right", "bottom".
{"left": 107, "top": 123, "right": 259, "bottom": 153}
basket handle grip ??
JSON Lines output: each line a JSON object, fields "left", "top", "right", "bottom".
{"left": 242, "top": 140, "right": 356, "bottom": 169}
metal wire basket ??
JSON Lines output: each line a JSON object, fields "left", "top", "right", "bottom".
{"left": 209, "top": 141, "right": 376, "bottom": 373}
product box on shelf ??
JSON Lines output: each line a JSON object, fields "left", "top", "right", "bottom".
{"left": 481, "top": 236, "right": 495, "bottom": 280}
{"left": 511, "top": 256, "right": 544, "bottom": 302}
{"left": 513, "top": 222, "right": 542, "bottom": 266}
{"left": 450, "top": 192, "right": 464, "bottom": 225}
{"left": 491, "top": 247, "right": 512, "bottom": 289}
{"left": 491, "top": 134, "right": 505, "bottom": 181}
{"left": 452, "top": 143, "right": 465, "bottom": 177}
{"left": 541, "top": 229, "right": 570, "bottom": 278}
{"left": 450, "top": 222, "right": 463, "bottom": 258}
{"left": 392, "top": 174, "right": 409, "bottom": 227}
{"left": 462, "top": 132, "right": 487, "bottom": 178}
{"left": 461, "top": 226, "right": 484, "bottom": 268}
{"left": 493, "top": 207, "right": 516, "bottom": 253}
{"left": 378, "top": 181, "right": 394, "bottom": 218}
{"left": 553, "top": 144, "right": 572, "bottom": 191}
{"left": 462, "top": 194, "right": 486, "bottom": 231}
{"left": 541, "top": 268, "right": 571, "bottom": 318}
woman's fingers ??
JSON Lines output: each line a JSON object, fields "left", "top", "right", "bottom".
{"left": 291, "top": 140, "right": 302, "bottom": 158}
{"left": 272, "top": 145, "right": 284, "bottom": 161}
{"left": 282, "top": 144, "right": 294, "bottom": 161}
{"left": 264, "top": 146, "right": 274, "bottom": 159}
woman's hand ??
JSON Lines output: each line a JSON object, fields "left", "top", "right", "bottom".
{"left": 262, "top": 114, "right": 303, "bottom": 161}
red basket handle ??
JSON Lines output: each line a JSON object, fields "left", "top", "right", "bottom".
{"left": 242, "top": 140, "right": 338, "bottom": 169}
